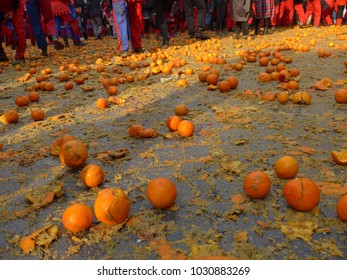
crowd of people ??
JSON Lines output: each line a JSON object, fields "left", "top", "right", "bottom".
{"left": 0, "top": 0, "right": 346, "bottom": 64}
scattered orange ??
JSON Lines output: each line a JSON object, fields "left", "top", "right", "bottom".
{"left": 80, "top": 163, "right": 105, "bottom": 187}
{"left": 285, "top": 80, "right": 299, "bottom": 90}
{"left": 174, "top": 104, "right": 189, "bottom": 116}
{"left": 277, "top": 91, "right": 289, "bottom": 104}
{"left": 96, "top": 98, "right": 108, "bottom": 109}
{"left": 128, "top": 124, "right": 144, "bottom": 137}
{"left": 292, "top": 91, "right": 311, "bottom": 105}
{"left": 217, "top": 80, "right": 231, "bottom": 92}
{"left": 334, "top": 88, "right": 347, "bottom": 104}
{"left": 59, "top": 139, "right": 88, "bottom": 169}
{"left": 138, "top": 128, "right": 158, "bottom": 138}
{"left": 44, "top": 82, "right": 54, "bottom": 91}
{"left": 331, "top": 149, "right": 347, "bottom": 165}
{"left": 166, "top": 115, "right": 182, "bottom": 131}
{"left": 258, "top": 72, "right": 272, "bottom": 83}
{"left": 243, "top": 170, "right": 271, "bottom": 199}
{"left": 62, "top": 203, "right": 93, "bottom": 233}
{"left": 64, "top": 81, "right": 74, "bottom": 90}
{"left": 206, "top": 73, "right": 219, "bottom": 85}
{"left": 262, "top": 91, "right": 276, "bottom": 101}
{"left": 274, "top": 155, "right": 299, "bottom": 179}
{"left": 107, "top": 86, "right": 118, "bottom": 96}
{"left": 259, "top": 57, "right": 269, "bottom": 66}
{"left": 28, "top": 92, "right": 40, "bottom": 102}
{"left": 283, "top": 178, "right": 320, "bottom": 211}
{"left": 198, "top": 71, "right": 208, "bottom": 82}
{"left": 1, "top": 109, "right": 19, "bottom": 125}
{"left": 15, "top": 95, "right": 30, "bottom": 107}
{"left": 58, "top": 73, "right": 70, "bottom": 82}
{"left": 177, "top": 120, "right": 195, "bottom": 137}
{"left": 226, "top": 76, "right": 239, "bottom": 89}
{"left": 146, "top": 177, "right": 177, "bottom": 209}
{"left": 176, "top": 79, "right": 188, "bottom": 87}
{"left": 336, "top": 194, "right": 347, "bottom": 221}
{"left": 50, "top": 134, "right": 75, "bottom": 156}
{"left": 94, "top": 188, "right": 131, "bottom": 225}
{"left": 31, "top": 108, "right": 45, "bottom": 121}
{"left": 20, "top": 237, "right": 35, "bottom": 254}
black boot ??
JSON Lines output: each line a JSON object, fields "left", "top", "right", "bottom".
{"left": 195, "top": 27, "right": 210, "bottom": 40}
{"left": 0, "top": 44, "right": 9, "bottom": 62}
{"left": 264, "top": 18, "right": 270, "bottom": 35}
{"left": 253, "top": 18, "right": 260, "bottom": 35}
{"left": 234, "top": 22, "right": 241, "bottom": 39}
{"left": 159, "top": 23, "right": 170, "bottom": 46}
{"left": 63, "top": 37, "right": 69, "bottom": 48}
{"left": 241, "top": 22, "right": 249, "bottom": 37}
{"left": 41, "top": 46, "right": 48, "bottom": 57}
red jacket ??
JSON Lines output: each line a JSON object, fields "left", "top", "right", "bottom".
{"left": 51, "top": 0, "right": 70, "bottom": 16}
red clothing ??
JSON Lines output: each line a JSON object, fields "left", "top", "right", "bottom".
{"left": 0, "top": 0, "right": 20, "bottom": 14}
{"left": 0, "top": 1, "right": 26, "bottom": 59}
{"left": 277, "top": 0, "right": 294, "bottom": 26}
{"left": 302, "top": 0, "right": 321, "bottom": 27}
{"left": 127, "top": 0, "right": 143, "bottom": 51}
{"left": 51, "top": 0, "right": 70, "bottom": 16}
{"left": 294, "top": 2, "right": 305, "bottom": 24}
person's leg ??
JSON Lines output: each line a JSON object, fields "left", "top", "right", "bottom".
{"left": 312, "top": 0, "right": 321, "bottom": 26}
{"left": 182, "top": 0, "right": 195, "bottom": 36}
{"left": 12, "top": 3, "right": 26, "bottom": 61}
{"left": 127, "top": 0, "right": 143, "bottom": 52}
{"left": 113, "top": 1, "right": 129, "bottom": 53}
{"left": 336, "top": 3, "right": 346, "bottom": 26}
{"left": 26, "top": 0, "right": 48, "bottom": 51}
{"left": 194, "top": 0, "right": 209, "bottom": 39}
{"left": 0, "top": 21, "right": 9, "bottom": 62}
{"left": 302, "top": 0, "right": 314, "bottom": 25}
{"left": 95, "top": 16, "right": 103, "bottom": 39}
{"left": 294, "top": 3, "right": 305, "bottom": 26}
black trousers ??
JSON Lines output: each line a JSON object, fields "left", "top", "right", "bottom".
{"left": 182, "top": 0, "right": 206, "bottom": 34}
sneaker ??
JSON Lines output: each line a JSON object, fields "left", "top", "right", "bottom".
{"left": 12, "top": 58, "right": 25, "bottom": 65}
{"left": 216, "top": 30, "right": 227, "bottom": 36}
{"left": 53, "top": 39, "right": 64, "bottom": 50}
{"left": 74, "top": 41, "right": 87, "bottom": 46}
{"left": 41, "top": 47, "right": 48, "bottom": 57}
{"left": 134, "top": 48, "right": 145, "bottom": 53}
{"left": 119, "top": 50, "right": 129, "bottom": 58}
{"left": 195, "top": 30, "right": 210, "bottom": 40}
{"left": 189, "top": 32, "right": 195, "bottom": 39}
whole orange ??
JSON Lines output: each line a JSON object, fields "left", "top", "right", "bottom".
{"left": 334, "top": 89, "right": 347, "bottom": 104}
{"left": 178, "top": 120, "right": 195, "bottom": 137}
{"left": 243, "top": 170, "right": 271, "bottom": 199}
{"left": 174, "top": 104, "right": 189, "bottom": 116}
{"left": 62, "top": 203, "right": 93, "bottom": 233}
{"left": 59, "top": 139, "right": 88, "bottom": 169}
{"left": 80, "top": 164, "right": 105, "bottom": 187}
{"left": 166, "top": 115, "right": 182, "bottom": 131}
{"left": 146, "top": 178, "right": 177, "bottom": 209}
{"left": 94, "top": 188, "right": 130, "bottom": 225}
{"left": 96, "top": 98, "right": 108, "bottom": 109}
{"left": 274, "top": 155, "right": 299, "bottom": 179}
{"left": 1, "top": 109, "right": 19, "bottom": 125}
{"left": 336, "top": 194, "right": 347, "bottom": 222}
{"left": 31, "top": 108, "right": 45, "bottom": 121}
{"left": 283, "top": 178, "right": 320, "bottom": 211}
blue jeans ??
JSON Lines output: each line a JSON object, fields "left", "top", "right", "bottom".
{"left": 112, "top": 1, "right": 130, "bottom": 51}
{"left": 25, "top": 0, "right": 48, "bottom": 49}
